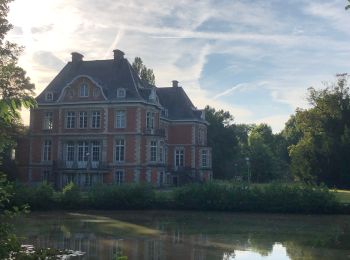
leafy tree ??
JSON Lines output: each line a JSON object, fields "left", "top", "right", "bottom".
{"left": 346, "top": 0, "right": 350, "bottom": 10}
{"left": 287, "top": 75, "right": 350, "bottom": 187}
{"left": 0, "top": 0, "right": 36, "bottom": 257}
{"left": 205, "top": 106, "right": 238, "bottom": 179}
{"left": 132, "top": 57, "right": 155, "bottom": 85}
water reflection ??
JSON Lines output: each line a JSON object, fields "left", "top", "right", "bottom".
{"left": 14, "top": 211, "right": 350, "bottom": 260}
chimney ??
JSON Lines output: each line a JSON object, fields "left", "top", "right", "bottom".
{"left": 71, "top": 52, "right": 84, "bottom": 63}
{"left": 172, "top": 80, "right": 179, "bottom": 88}
{"left": 113, "top": 49, "right": 125, "bottom": 61}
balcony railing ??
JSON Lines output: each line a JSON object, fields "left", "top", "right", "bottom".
{"left": 55, "top": 160, "right": 109, "bottom": 170}
{"left": 143, "top": 128, "right": 165, "bottom": 136}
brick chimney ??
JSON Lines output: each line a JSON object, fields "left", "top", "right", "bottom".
{"left": 113, "top": 49, "right": 125, "bottom": 61}
{"left": 71, "top": 52, "right": 84, "bottom": 63}
{"left": 172, "top": 80, "right": 179, "bottom": 88}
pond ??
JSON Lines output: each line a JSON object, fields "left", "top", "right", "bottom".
{"left": 14, "top": 211, "right": 350, "bottom": 260}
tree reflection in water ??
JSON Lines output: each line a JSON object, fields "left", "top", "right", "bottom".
{"left": 13, "top": 211, "right": 350, "bottom": 260}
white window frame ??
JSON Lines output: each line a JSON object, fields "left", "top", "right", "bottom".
{"left": 150, "top": 140, "right": 157, "bottom": 162}
{"left": 79, "top": 111, "right": 88, "bottom": 128}
{"left": 146, "top": 111, "right": 155, "bottom": 129}
{"left": 43, "top": 140, "right": 52, "bottom": 161}
{"left": 115, "top": 138, "right": 125, "bottom": 162}
{"left": 175, "top": 148, "right": 184, "bottom": 167}
{"left": 115, "top": 110, "right": 126, "bottom": 128}
{"left": 92, "top": 141, "right": 100, "bottom": 162}
{"left": 91, "top": 111, "right": 101, "bottom": 128}
{"left": 117, "top": 88, "right": 126, "bottom": 98}
{"left": 45, "top": 92, "right": 53, "bottom": 101}
{"left": 66, "top": 111, "right": 76, "bottom": 129}
{"left": 115, "top": 169, "right": 124, "bottom": 184}
{"left": 43, "top": 112, "right": 53, "bottom": 130}
{"left": 66, "top": 142, "right": 75, "bottom": 161}
{"left": 80, "top": 83, "right": 89, "bottom": 97}
{"left": 201, "top": 150, "right": 208, "bottom": 168}
{"left": 77, "top": 141, "right": 89, "bottom": 162}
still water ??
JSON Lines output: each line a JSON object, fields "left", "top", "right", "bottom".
{"left": 14, "top": 211, "right": 350, "bottom": 260}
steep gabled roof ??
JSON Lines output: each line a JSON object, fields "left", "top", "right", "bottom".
{"left": 36, "top": 56, "right": 147, "bottom": 103}
{"left": 156, "top": 86, "right": 203, "bottom": 121}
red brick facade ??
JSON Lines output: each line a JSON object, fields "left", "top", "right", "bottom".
{"left": 18, "top": 50, "right": 212, "bottom": 188}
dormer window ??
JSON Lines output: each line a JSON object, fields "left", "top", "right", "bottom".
{"left": 45, "top": 92, "right": 53, "bottom": 101}
{"left": 80, "top": 83, "right": 89, "bottom": 97}
{"left": 117, "top": 88, "right": 126, "bottom": 98}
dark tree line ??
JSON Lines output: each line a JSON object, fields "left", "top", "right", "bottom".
{"left": 206, "top": 75, "right": 350, "bottom": 188}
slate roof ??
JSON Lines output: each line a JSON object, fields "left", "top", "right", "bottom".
{"left": 36, "top": 51, "right": 205, "bottom": 122}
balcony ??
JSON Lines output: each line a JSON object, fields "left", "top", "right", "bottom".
{"left": 143, "top": 128, "right": 165, "bottom": 137}
{"left": 55, "top": 160, "right": 109, "bottom": 170}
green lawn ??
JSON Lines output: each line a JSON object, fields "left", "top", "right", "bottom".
{"left": 333, "top": 189, "right": 350, "bottom": 204}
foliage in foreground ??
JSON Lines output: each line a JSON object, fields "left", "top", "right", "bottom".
{"left": 10, "top": 181, "right": 345, "bottom": 214}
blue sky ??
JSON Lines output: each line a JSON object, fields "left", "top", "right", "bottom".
{"left": 6, "top": 0, "right": 350, "bottom": 132}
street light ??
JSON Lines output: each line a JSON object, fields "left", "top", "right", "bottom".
{"left": 245, "top": 157, "right": 251, "bottom": 185}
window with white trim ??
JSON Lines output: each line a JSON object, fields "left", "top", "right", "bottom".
{"left": 115, "top": 110, "right": 126, "bottom": 128}
{"left": 146, "top": 112, "right": 155, "bottom": 129}
{"left": 66, "top": 111, "right": 76, "bottom": 128}
{"left": 67, "top": 142, "right": 74, "bottom": 161}
{"left": 43, "top": 112, "right": 53, "bottom": 130}
{"left": 91, "top": 111, "right": 101, "bottom": 128}
{"left": 45, "top": 92, "right": 53, "bottom": 101}
{"left": 43, "top": 140, "right": 52, "bottom": 161}
{"left": 159, "top": 141, "right": 164, "bottom": 162}
{"left": 150, "top": 140, "right": 157, "bottom": 162}
{"left": 92, "top": 141, "right": 100, "bottom": 161}
{"left": 115, "top": 139, "right": 125, "bottom": 162}
{"left": 117, "top": 88, "right": 126, "bottom": 98}
{"left": 80, "top": 83, "right": 89, "bottom": 97}
{"left": 78, "top": 141, "right": 89, "bottom": 162}
{"left": 115, "top": 170, "right": 124, "bottom": 184}
{"left": 175, "top": 148, "right": 184, "bottom": 167}
{"left": 79, "top": 111, "right": 87, "bottom": 128}
{"left": 201, "top": 150, "right": 208, "bottom": 168}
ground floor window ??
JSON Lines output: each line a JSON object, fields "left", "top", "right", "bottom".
{"left": 115, "top": 170, "right": 124, "bottom": 185}
{"left": 175, "top": 148, "right": 184, "bottom": 167}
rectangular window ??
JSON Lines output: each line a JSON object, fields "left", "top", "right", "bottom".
{"left": 91, "top": 111, "right": 101, "bottom": 128}
{"left": 175, "top": 148, "right": 184, "bottom": 167}
{"left": 115, "top": 110, "right": 126, "bottom": 128}
{"left": 150, "top": 141, "right": 157, "bottom": 162}
{"left": 115, "top": 139, "right": 125, "bottom": 162}
{"left": 146, "top": 112, "right": 155, "bottom": 129}
{"left": 43, "top": 140, "right": 52, "bottom": 161}
{"left": 92, "top": 141, "right": 100, "bottom": 161}
{"left": 43, "top": 112, "right": 53, "bottom": 130}
{"left": 80, "top": 84, "right": 88, "bottom": 97}
{"left": 115, "top": 170, "right": 124, "bottom": 184}
{"left": 159, "top": 142, "right": 164, "bottom": 162}
{"left": 42, "top": 170, "right": 50, "bottom": 182}
{"left": 66, "top": 111, "right": 75, "bottom": 128}
{"left": 78, "top": 141, "right": 89, "bottom": 161}
{"left": 67, "top": 142, "right": 74, "bottom": 161}
{"left": 79, "top": 111, "right": 87, "bottom": 128}
{"left": 201, "top": 150, "right": 208, "bottom": 168}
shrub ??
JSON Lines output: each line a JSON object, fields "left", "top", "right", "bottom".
{"left": 60, "top": 182, "right": 82, "bottom": 209}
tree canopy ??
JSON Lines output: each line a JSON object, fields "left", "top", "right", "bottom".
{"left": 132, "top": 57, "right": 155, "bottom": 85}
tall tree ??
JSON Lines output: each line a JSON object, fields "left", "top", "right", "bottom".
{"left": 132, "top": 57, "right": 155, "bottom": 85}
{"left": 205, "top": 106, "right": 238, "bottom": 179}
{"left": 0, "top": 0, "right": 35, "bottom": 157}
{"left": 287, "top": 75, "right": 350, "bottom": 187}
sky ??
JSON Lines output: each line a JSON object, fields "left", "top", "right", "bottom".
{"left": 6, "top": 0, "right": 350, "bottom": 132}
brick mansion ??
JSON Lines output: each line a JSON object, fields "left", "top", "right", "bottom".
{"left": 17, "top": 50, "right": 212, "bottom": 188}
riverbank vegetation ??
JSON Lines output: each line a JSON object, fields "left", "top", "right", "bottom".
{"left": 9, "top": 181, "right": 348, "bottom": 214}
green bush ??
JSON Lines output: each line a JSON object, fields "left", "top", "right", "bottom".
{"left": 172, "top": 181, "right": 340, "bottom": 213}
{"left": 88, "top": 184, "right": 156, "bottom": 210}
{"left": 60, "top": 182, "right": 82, "bottom": 209}
{"left": 12, "top": 182, "right": 55, "bottom": 210}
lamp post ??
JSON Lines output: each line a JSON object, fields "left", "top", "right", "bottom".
{"left": 245, "top": 157, "right": 251, "bottom": 185}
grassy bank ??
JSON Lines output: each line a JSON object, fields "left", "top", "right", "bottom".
{"left": 10, "top": 181, "right": 348, "bottom": 214}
